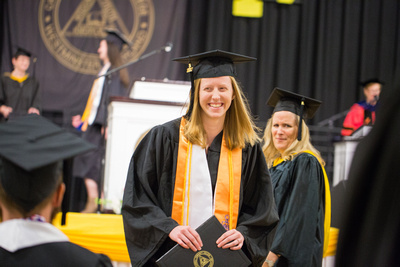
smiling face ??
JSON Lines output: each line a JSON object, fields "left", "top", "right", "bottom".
{"left": 198, "top": 76, "right": 234, "bottom": 123}
{"left": 12, "top": 55, "right": 30, "bottom": 73}
{"left": 272, "top": 111, "right": 298, "bottom": 154}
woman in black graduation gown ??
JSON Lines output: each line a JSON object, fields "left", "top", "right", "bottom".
{"left": 72, "top": 29, "right": 130, "bottom": 213}
{"left": 122, "top": 50, "right": 279, "bottom": 267}
{"left": 262, "top": 88, "right": 331, "bottom": 267}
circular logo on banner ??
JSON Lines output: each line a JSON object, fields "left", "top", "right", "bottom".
{"left": 38, "top": 0, "right": 154, "bottom": 75}
{"left": 193, "top": 250, "right": 214, "bottom": 267}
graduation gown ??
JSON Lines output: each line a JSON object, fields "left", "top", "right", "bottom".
{"left": 0, "top": 219, "right": 112, "bottom": 267}
{"left": 0, "top": 73, "right": 40, "bottom": 120}
{"left": 269, "top": 153, "right": 326, "bottom": 267}
{"left": 122, "top": 118, "right": 279, "bottom": 267}
{"left": 73, "top": 69, "right": 128, "bottom": 181}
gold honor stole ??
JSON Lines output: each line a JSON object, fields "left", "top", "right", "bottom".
{"left": 171, "top": 118, "right": 242, "bottom": 230}
{"left": 80, "top": 64, "right": 109, "bottom": 131}
{"left": 10, "top": 74, "right": 29, "bottom": 83}
{"left": 273, "top": 150, "right": 332, "bottom": 257}
{"left": 80, "top": 78, "right": 100, "bottom": 132}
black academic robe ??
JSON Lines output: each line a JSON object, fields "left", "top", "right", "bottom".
{"left": 73, "top": 69, "right": 128, "bottom": 181}
{"left": 0, "top": 73, "right": 40, "bottom": 120}
{"left": 92, "top": 70, "right": 128, "bottom": 126}
{"left": 0, "top": 242, "right": 112, "bottom": 267}
{"left": 0, "top": 219, "right": 112, "bottom": 267}
{"left": 122, "top": 118, "right": 279, "bottom": 267}
{"left": 269, "top": 153, "right": 325, "bottom": 267}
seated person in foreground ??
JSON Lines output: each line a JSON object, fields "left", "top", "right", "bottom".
{"left": 0, "top": 114, "right": 112, "bottom": 267}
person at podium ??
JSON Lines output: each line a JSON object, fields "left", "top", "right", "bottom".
{"left": 335, "top": 73, "right": 400, "bottom": 266}
{"left": 341, "top": 78, "right": 383, "bottom": 136}
{"left": 261, "top": 88, "right": 331, "bottom": 267}
{"left": 71, "top": 29, "right": 130, "bottom": 213}
{"left": 122, "top": 50, "right": 279, "bottom": 266}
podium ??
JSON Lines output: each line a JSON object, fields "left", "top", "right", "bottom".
{"left": 333, "top": 125, "right": 372, "bottom": 186}
{"left": 103, "top": 80, "right": 190, "bottom": 213}
{"left": 333, "top": 140, "right": 358, "bottom": 186}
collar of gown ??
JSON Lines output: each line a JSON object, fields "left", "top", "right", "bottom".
{"left": 0, "top": 219, "right": 69, "bottom": 252}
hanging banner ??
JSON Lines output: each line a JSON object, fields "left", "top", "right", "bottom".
{"left": 1, "top": 0, "right": 187, "bottom": 118}
{"left": 38, "top": 0, "right": 154, "bottom": 75}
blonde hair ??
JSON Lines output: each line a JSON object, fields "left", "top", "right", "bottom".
{"left": 262, "top": 113, "right": 325, "bottom": 168}
{"left": 184, "top": 76, "right": 260, "bottom": 150}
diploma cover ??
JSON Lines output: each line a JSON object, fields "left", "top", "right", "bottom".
{"left": 156, "top": 216, "right": 251, "bottom": 267}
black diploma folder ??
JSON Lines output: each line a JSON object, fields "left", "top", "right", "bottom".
{"left": 156, "top": 215, "right": 251, "bottom": 267}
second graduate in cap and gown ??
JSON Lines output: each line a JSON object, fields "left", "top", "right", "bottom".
{"left": 122, "top": 50, "right": 279, "bottom": 266}
{"left": 262, "top": 88, "right": 331, "bottom": 267}
{"left": 72, "top": 29, "right": 130, "bottom": 213}
{"left": 0, "top": 47, "right": 40, "bottom": 121}
{"left": 0, "top": 114, "right": 112, "bottom": 266}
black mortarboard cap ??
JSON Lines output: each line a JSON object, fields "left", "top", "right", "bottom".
{"left": 267, "top": 87, "right": 322, "bottom": 141}
{"left": 173, "top": 50, "right": 256, "bottom": 118}
{"left": 360, "top": 78, "right": 385, "bottom": 87}
{"left": 13, "top": 46, "right": 33, "bottom": 58}
{"left": 104, "top": 28, "right": 131, "bottom": 51}
{"left": 0, "top": 114, "right": 95, "bottom": 213}
{"left": 173, "top": 50, "right": 256, "bottom": 80}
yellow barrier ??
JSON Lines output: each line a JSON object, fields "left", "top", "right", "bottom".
{"left": 53, "top": 212, "right": 130, "bottom": 263}
{"left": 53, "top": 212, "right": 339, "bottom": 263}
